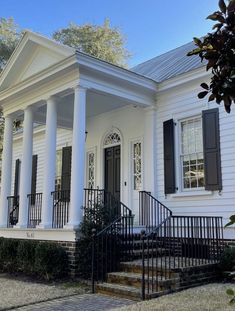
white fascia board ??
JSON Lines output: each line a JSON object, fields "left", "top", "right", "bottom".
{"left": 0, "top": 31, "right": 75, "bottom": 86}
{"left": 76, "top": 52, "right": 157, "bottom": 92}
{"left": 0, "top": 54, "right": 78, "bottom": 103}
{"left": 157, "top": 66, "right": 210, "bottom": 93}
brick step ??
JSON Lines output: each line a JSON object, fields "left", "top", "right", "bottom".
{"left": 96, "top": 282, "right": 141, "bottom": 301}
{"left": 120, "top": 261, "right": 179, "bottom": 278}
{"left": 107, "top": 271, "right": 179, "bottom": 290}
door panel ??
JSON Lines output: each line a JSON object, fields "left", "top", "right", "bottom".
{"left": 105, "top": 145, "right": 121, "bottom": 201}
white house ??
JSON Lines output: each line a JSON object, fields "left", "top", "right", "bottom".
{"left": 0, "top": 30, "right": 234, "bottom": 245}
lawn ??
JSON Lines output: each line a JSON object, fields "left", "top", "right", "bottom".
{"left": 111, "top": 283, "right": 235, "bottom": 311}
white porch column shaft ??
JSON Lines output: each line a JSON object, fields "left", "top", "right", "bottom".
{"left": 143, "top": 107, "right": 157, "bottom": 195}
{"left": 66, "top": 86, "right": 86, "bottom": 229}
{"left": 0, "top": 116, "right": 13, "bottom": 227}
{"left": 16, "top": 106, "right": 34, "bottom": 228}
{"left": 39, "top": 97, "right": 57, "bottom": 228}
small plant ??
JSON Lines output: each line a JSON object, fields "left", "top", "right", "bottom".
{"left": 17, "top": 240, "right": 37, "bottom": 274}
{"left": 35, "top": 242, "right": 68, "bottom": 280}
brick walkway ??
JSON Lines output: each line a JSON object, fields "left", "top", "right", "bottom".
{"left": 13, "top": 294, "right": 135, "bottom": 311}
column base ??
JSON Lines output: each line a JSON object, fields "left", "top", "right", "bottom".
{"left": 36, "top": 223, "right": 52, "bottom": 229}
{"left": 14, "top": 223, "right": 27, "bottom": 229}
{"left": 64, "top": 222, "right": 80, "bottom": 230}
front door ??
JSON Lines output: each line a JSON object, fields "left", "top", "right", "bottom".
{"left": 105, "top": 145, "right": 121, "bottom": 201}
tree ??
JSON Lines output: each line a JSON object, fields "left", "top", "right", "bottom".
{"left": 0, "top": 17, "right": 21, "bottom": 72}
{"left": 53, "top": 19, "right": 130, "bottom": 68}
{"left": 187, "top": 0, "right": 235, "bottom": 113}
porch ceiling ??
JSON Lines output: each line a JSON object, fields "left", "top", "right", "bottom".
{"left": 27, "top": 89, "right": 133, "bottom": 128}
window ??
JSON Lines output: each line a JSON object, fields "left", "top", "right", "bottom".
{"left": 133, "top": 142, "right": 142, "bottom": 190}
{"left": 55, "top": 149, "right": 62, "bottom": 191}
{"left": 87, "top": 150, "right": 95, "bottom": 188}
{"left": 180, "top": 117, "right": 204, "bottom": 190}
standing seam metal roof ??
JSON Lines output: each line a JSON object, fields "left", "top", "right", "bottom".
{"left": 131, "top": 41, "right": 206, "bottom": 82}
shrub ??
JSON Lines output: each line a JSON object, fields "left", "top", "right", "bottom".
{"left": 219, "top": 247, "right": 235, "bottom": 272}
{"left": 0, "top": 238, "right": 19, "bottom": 272}
{"left": 17, "top": 240, "right": 37, "bottom": 274}
{"left": 35, "top": 242, "right": 68, "bottom": 280}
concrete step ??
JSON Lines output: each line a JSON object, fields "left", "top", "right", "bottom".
{"left": 107, "top": 271, "right": 179, "bottom": 290}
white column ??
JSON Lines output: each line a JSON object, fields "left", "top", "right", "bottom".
{"left": 0, "top": 116, "right": 13, "bottom": 227}
{"left": 66, "top": 85, "right": 86, "bottom": 229}
{"left": 38, "top": 97, "right": 57, "bottom": 228}
{"left": 16, "top": 106, "right": 34, "bottom": 228}
{"left": 143, "top": 107, "right": 157, "bottom": 196}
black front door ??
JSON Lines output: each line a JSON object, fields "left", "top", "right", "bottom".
{"left": 105, "top": 145, "right": 121, "bottom": 201}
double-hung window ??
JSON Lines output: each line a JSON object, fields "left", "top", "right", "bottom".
{"left": 180, "top": 117, "right": 204, "bottom": 190}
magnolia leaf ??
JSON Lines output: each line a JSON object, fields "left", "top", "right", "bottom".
{"left": 198, "top": 91, "right": 208, "bottom": 99}
{"left": 212, "top": 23, "right": 223, "bottom": 30}
{"left": 208, "top": 94, "right": 215, "bottom": 102}
{"left": 225, "top": 215, "right": 235, "bottom": 227}
{"left": 201, "top": 83, "right": 209, "bottom": 90}
{"left": 193, "top": 37, "right": 202, "bottom": 46}
{"left": 219, "top": 0, "right": 227, "bottom": 14}
{"left": 227, "top": 288, "right": 235, "bottom": 296}
{"left": 230, "top": 298, "right": 235, "bottom": 305}
{"left": 206, "top": 12, "right": 225, "bottom": 23}
{"left": 187, "top": 48, "right": 202, "bottom": 56}
{"left": 228, "top": 0, "right": 235, "bottom": 12}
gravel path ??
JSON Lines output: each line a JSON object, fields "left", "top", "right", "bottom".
{"left": 0, "top": 275, "right": 87, "bottom": 310}
{"left": 110, "top": 283, "right": 235, "bottom": 311}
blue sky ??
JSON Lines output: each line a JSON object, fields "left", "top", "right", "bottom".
{"left": 1, "top": 0, "right": 219, "bottom": 66}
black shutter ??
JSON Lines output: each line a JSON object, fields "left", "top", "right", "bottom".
{"left": 31, "top": 155, "right": 38, "bottom": 195}
{"left": 61, "top": 146, "right": 72, "bottom": 191}
{"left": 202, "top": 108, "right": 222, "bottom": 191}
{"left": 163, "top": 119, "right": 176, "bottom": 194}
{"left": 14, "top": 159, "right": 21, "bottom": 197}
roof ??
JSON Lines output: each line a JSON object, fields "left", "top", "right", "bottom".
{"left": 131, "top": 41, "right": 206, "bottom": 82}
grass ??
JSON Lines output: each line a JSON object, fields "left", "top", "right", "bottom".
{"left": 111, "top": 283, "right": 235, "bottom": 311}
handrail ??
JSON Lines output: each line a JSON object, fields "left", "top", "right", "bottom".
{"left": 139, "top": 191, "right": 225, "bottom": 300}
{"left": 91, "top": 189, "right": 133, "bottom": 291}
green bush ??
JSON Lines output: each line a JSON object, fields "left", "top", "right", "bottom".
{"left": 0, "top": 237, "right": 68, "bottom": 280}
{"left": 35, "top": 242, "right": 68, "bottom": 280}
{"left": 17, "top": 240, "right": 37, "bottom": 274}
{"left": 219, "top": 247, "right": 235, "bottom": 272}
{"left": 0, "top": 238, "right": 19, "bottom": 272}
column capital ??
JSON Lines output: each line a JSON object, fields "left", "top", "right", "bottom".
{"left": 73, "top": 84, "right": 88, "bottom": 92}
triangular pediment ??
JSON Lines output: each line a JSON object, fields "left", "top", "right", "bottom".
{"left": 0, "top": 31, "right": 75, "bottom": 91}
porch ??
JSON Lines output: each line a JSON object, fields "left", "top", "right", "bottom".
{"left": 0, "top": 32, "right": 157, "bottom": 236}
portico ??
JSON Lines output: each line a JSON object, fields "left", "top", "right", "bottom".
{"left": 0, "top": 31, "right": 157, "bottom": 239}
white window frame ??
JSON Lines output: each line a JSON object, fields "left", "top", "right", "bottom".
{"left": 178, "top": 115, "right": 205, "bottom": 192}
{"left": 131, "top": 139, "right": 143, "bottom": 191}
{"left": 86, "top": 147, "right": 97, "bottom": 189}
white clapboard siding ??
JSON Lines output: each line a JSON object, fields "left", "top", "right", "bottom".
{"left": 11, "top": 126, "right": 73, "bottom": 195}
{"left": 156, "top": 78, "right": 235, "bottom": 228}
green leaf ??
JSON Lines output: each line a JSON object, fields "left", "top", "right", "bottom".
{"left": 193, "top": 37, "right": 202, "bottom": 46}
{"left": 198, "top": 91, "right": 208, "bottom": 99}
{"left": 208, "top": 94, "right": 215, "bottom": 102}
{"left": 225, "top": 215, "right": 235, "bottom": 227}
{"left": 226, "top": 288, "right": 235, "bottom": 296}
{"left": 201, "top": 83, "right": 209, "bottom": 90}
{"left": 212, "top": 23, "right": 223, "bottom": 30}
{"left": 206, "top": 12, "right": 225, "bottom": 23}
{"left": 227, "top": 0, "right": 235, "bottom": 12}
{"left": 187, "top": 48, "right": 202, "bottom": 56}
{"left": 219, "top": 0, "right": 227, "bottom": 14}
{"left": 230, "top": 297, "right": 235, "bottom": 304}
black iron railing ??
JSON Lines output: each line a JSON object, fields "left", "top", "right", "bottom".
{"left": 84, "top": 188, "right": 122, "bottom": 224}
{"left": 139, "top": 191, "right": 172, "bottom": 232}
{"left": 91, "top": 192, "right": 133, "bottom": 291}
{"left": 7, "top": 195, "right": 19, "bottom": 227}
{"left": 52, "top": 190, "right": 70, "bottom": 228}
{"left": 139, "top": 192, "right": 224, "bottom": 300}
{"left": 27, "top": 193, "right": 42, "bottom": 228}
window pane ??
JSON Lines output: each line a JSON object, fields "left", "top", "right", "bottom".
{"left": 133, "top": 142, "right": 142, "bottom": 190}
{"left": 181, "top": 117, "right": 204, "bottom": 190}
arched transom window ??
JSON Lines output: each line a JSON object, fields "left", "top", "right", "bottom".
{"left": 103, "top": 131, "right": 121, "bottom": 147}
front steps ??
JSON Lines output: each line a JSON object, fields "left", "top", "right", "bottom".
{"left": 96, "top": 257, "right": 219, "bottom": 300}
